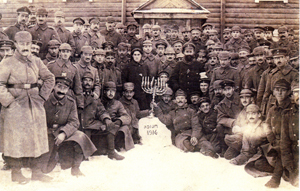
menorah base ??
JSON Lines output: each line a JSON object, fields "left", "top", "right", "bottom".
{"left": 147, "top": 111, "right": 154, "bottom": 119}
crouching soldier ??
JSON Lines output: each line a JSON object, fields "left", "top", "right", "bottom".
{"left": 119, "top": 82, "right": 150, "bottom": 144}
{"left": 102, "top": 81, "right": 134, "bottom": 156}
{"left": 198, "top": 97, "right": 221, "bottom": 154}
{"left": 42, "top": 77, "right": 97, "bottom": 177}
{"left": 155, "top": 89, "right": 218, "bottom": 158}
{"left": 230, "top": 104, "right": 268, "bottom": 165}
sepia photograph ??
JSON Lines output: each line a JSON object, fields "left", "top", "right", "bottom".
{"left": 0, "top": 0, "right": 298, "bottom": 190}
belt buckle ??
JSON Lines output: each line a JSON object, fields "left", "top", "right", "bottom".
{"left": 24, "top": 84, "right": 31, "bottom": 89}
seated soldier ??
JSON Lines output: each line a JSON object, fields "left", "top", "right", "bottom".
{"left": 198, "top": 97, "right": 221, "bottom": 154}
{"left": 119, "top": 82, "right": 149, "bottom": 144}
{"left": 154, "top": 89, "right": 218, "bottom": 158}
{"left": 224, "top": 89, "right": 254, "bottom": 160}
{"left": 189, "top": 91, "right": 201, "bottom": 111}
{"left": 216, "top": 80, "right": 242, "bottom": 157}
{"left": 230, "top": 104, "right": 268, "bottom": 165}
{"left": 102, "top": 81, "right": 134, "bottom": 154}
{"left": 42, "top": 77, "right": 97, "bottom": 177}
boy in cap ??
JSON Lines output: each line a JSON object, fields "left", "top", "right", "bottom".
{"left": 155, "top": 89, "right": 218, "bottom": 158}
{"left": 31, "top": 40, "right": 42, "bottom": 57}
{"left": 42, "top": 76, "right": 97, "bottom": 177}
{"left": 205, "top": 51, "right": 219, "bottom": 79}
{"left": 198, "top": 97, "right": 221, "bottom": 154}
{"left": 116, "top": 42, "right": 131, "bottom": 70}
{"left": 42, "top": 39, "right": 60, "bottom": 65}
{"left": 102, "top": 81, "right": 134, "bottom": 155}
{"left": 230, "top": 104, "right": 267, "bottom": 165}
{"left": 100, "top": 16, "right": 123, "bottom": 47}
{"left": 72, "top": 17, "right": 88, "bottom": 62}
{"left": 120, "top": 82, "right": 150, "bottom": 144}
{"left": 84, "top": 17, "right": 105, "bottom": 48}
{"left": 158, "top": 47, "right": 177, "bottom": 77}
{"left": 224, "top": 26, "right": 249, "bottom": 53}
{"left": 28, "top": 7, "right": 61, "bottom": 59}
{"left": 142, "top": 40, "right": 159, "bottom": 77}
{"left": 223, "top": 27, "right": 232, "bottom": 45}
{"left": 216, "top": 80, "right": 241, "bottom": 156}
{"left": 4, "top": 6, "right": 30, "bottom": 41}
{"left": 0, "top": 39, "right": 14, "bottom": 61}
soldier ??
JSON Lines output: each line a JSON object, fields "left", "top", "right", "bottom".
{"left": 53, "top": 10, "right": 75, "bottom": 52}
{"left": 205, "top": 51, "right": 220, "bottom": 79}
{"left": 101, "top": 16, "right": 123, "bottom": 47}
{"left": 172, "top": 39, "right": 184, "bottom": 55}
{"left": 237, "top": 47, "right": 250, "bottom": 89}
{"left": 216, "top": 80, "right": 242, "bottom": 156}
{"left": 181, "top": 27, "right": 191, "bottom": 43}
{"left": 141, "top": 23, "right": 152, "bottom": 41}
{"left": 83, "top": 21, "right": 90, "bottom": 34}
{"left": 155, "top": 39, "right": 167, "bottom": 62}
{"left": 119, "top": 82, "right": 149, "bottom": 144}
{"left": 27, "top": 5, "right": 37, "bottom": 27}
{"left": 0, "top": 39, "right": 14, "bottom": 61}
{"left": 189, "top": 27, "right": 204, "bottom": 53}
{"left": 155, "top": 89, "right": 218, "bottom": 158}
{"left": 75, "top": 45, "right": 101, "bottom": 100}
{"left": 223, "top": 27, "right": 231, "bottom": 44}
{"left": 273, "top": 26, "right": 297, "bottom": 57}
{"left": 170, "top": 43, "right": 205, "bottom": 95}
{"left": 152, "top": 25, "right": 167, "bottom": 53}
{"left": 102, "top": 81, "right": 134, "bottom": 155}
{"left": 0, "top": 31, "right": 55, "bottom": 183}
{"left": 197, "top": 49, "right": 208, "bottom": 69}
{"left": 243, "top": 29, "right": 257, "bottom": 52}
{"left": 28, "top": 8, "right": 61, "bottom": 59}
{"left": 84, "top": 17, "right": 106, "bottom": 48}
{"left": 264, "top": 26, "right": 275, "bottom": 43}
{"left": 115, "top": 23, "right": 126, "bottom": 35}
{"left": 158, "top": 46, "right": 177, "bottom": 77}
{"left": 31, "top": 40, "right": 42, "bottom": 57}
{"left": 164, "top": 26, "right": 171, "bottom": 42}
{"left": 224, "top": 26, "right": 249, "bottom": 52}
{"left": 4, "top": 6, "right": 30, "bottom": 41}
{"left": 289, "top": 56, "right": 299, "bottom": 70}
{"left": 205, "top": 39, "right": 215, "bottom": 53}
{"left": 72, "top": 17, "right": 88, "bottom": 62}
{"left": 167, "top": 25, "right": 181, "bottom": 46}
{"left": 116, "top": 42, "right": 130, "bottom": 70}
{"left": 253, "top": 26, "right": 273, "bottom": 48}
{"left": 208, "top": 29, "right": 221, "bottom": 44}
{"left": 42, "top": 76, "right": 97, "bottom": 177}
{"left": 42, "top": 39, "right": 60, "bottom": 65}
{"left": 199, "top": 74, "right": 210, "bottom": 98}
{"left": 202, "top": 23, "right": 214, "bottom": 36}
{"left": 126, "top": 23, "right": 142, "bottom": 49}
{"left": 189, "top": 91, "right": 201, "bottom": 111}
{"left": 142, "top": 40, "right": 159, "bottom": 77}
{"left": 92, "top": 48, "right": 106, "bottom": 90}
{"left": 210, "top": 80, "right": 224, "bottom": 110}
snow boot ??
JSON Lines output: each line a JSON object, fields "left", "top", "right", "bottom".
{"left": 107, "top": 133, "right": 125, "bottom": 160}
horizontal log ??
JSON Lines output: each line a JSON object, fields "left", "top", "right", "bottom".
{"left": 225, "top": 13, "right": 299, "bottom": 19}
{"left": 225, "top": 18, "right": 299, "bottom": 25}
{"left": 226, "top": 2, "right": 299, "bottom": 8}
{"left": 225, "top": 8, "right": 299, "bottom": 14}
{"left": 224, "top": 24, "right": 299, "bottom": 30}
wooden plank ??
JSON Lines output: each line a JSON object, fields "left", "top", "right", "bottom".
{"left": 225, "top": 18, "right": 299, "bottom": 25}
{"left": 225, "top": 13, "right": 299, "bottom": 19}
{"left": 225, "top": 8, "right": 299, "bottom": 14}
{"left": 220, "top": 0, "right": 225, "bottom": 43}
{"left": 226, "top": 2, "right": 299, "bottom": 8}
{"left": 122, "top": 0, "right": 127, "bottom": 24}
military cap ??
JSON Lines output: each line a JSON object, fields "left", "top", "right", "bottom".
{"left": 143, "top": 40, "right": 152, "bottom": 46}
{"left": 89, "top": 17, "right": 100, "bottom": 24}
{"left": 246, "top": 104, "right": 260, "bottom": 113}
{"left": 54, "top": 10, "right": 64, "bottom": 18}
{"left": 272, "top": 48, "right": 287, "bottom": 57}
{"left": 105, "top": 50, "right": 115, "bottom": 57}
{"left": 218, "top": 51, "right": 231, "bottom": 60}
{"left": 240, "top": 89, "right": 253, "bottom": 97}
{"left": 199, "top": 72, "right": 210, "bottom": 83}
{"left": 127, "top": 22, "right": 138, "bottom": 29}
{"left": 223, "top": 80, "right": 235, "bottom": 87}
{"left": 47, "top": 39, "right": 61, "bottom": 48}
{"left": 142, "top": 23, "right": 151, "bottom": 29}
{"left": 261, "top": 41, "right": 271, "bottom": 48}
{"left": 247, "top": 53, "right": 255, "bottom": 58}
{"left": 190, "top": 27, "right": 201, "bottom": 32}
{"left": 118, "top": 42, "right": 129, "bottom": 49}
{"left": 176, "top": 53, "right": 184, "bottom": 58}
{"left": 36, "top": 8, "right": 48, "bottom": 16}
{"left": 291, "top": 80, "right": 299, "bottom": 91}
{"left": 123, "top": 82, "right": 135, "bottom": 91}
{"left": 17, "top": 6, "right": 31, "bottom": 14}
{"left": 152, "top": 25, "right": 161, "bottom": 30}
{"left": 208, "top": 51, "right": 218, "bottom": 58}
{"left": 273, "top": 79, "right": 290, "bottom": 90}
{"left": 243, "top": 29, "right": 253, "bottom": 35}
{"left": 175, "top": 89, "right": 186, "bottom": 97}
{"left": 102, "top": 41, "right": 114, "bottom": 49}
{"left": 106, "top": 16, "right": 114, "bottom": 23}
{"left": 182, "top": 42, "right": 195, "bottom": 51}
{"left": 200, "top": 77, "right": 210, "bottom": 84}
{"left": 0, "top": 40, "right": 14, "bottom": 48}
{"left": 164, "top": 27, "right": 171, "bottom": 33}
{"left": 278, "top": 26, "right": 288, "bottom": 33}
{"left": 212, "top": 43, "right": 223, "bottom": 50}
{"left": 155, "top": 39, "right": 168, "bottom": 48}
{"left": 290, "top": 56, "right": 299, "bottom": 61}
{"left": 91, "top": 41, "right": 100, "bottom": 49}
{"left": 116, "top": 23, "right": 125, "bottom": 29}
{"left": 15, "top": 31, "right": 32, "bottom": 42}
{"left": 265, "top": 49, "right": 273, "bottom": 58}
{"left": 213, "top": 80, "right": 224, "bottom": 89}
{"left": 190, "top": 91, "right": 201, "bottom": 97}
{"left": 254, "top": 26, "right": 265, "bottom": 32}
{"left": 94, "top": 49, "right": 106, "bottom": 55}
{"left": 199, "top": 97, "right": 211, "bottom": 105}
{"left": 32, "top": 40, "right": 42, "bottom": 48}
{"left": 165, "top": 47, "right": 175, "bottom": 54}
{"left": 158, "top": 70, "right": 170, "bottom": 77}
{"left": 171, "top": 25, "right": 179, "bottom": 31}
{"left": 82, "top": 71, "right": 94, "bottom": 81}
{"left": 223, "top": 27, "right": 231, "bottom": 33}
{"left": 131, "top": 47, "right": 143, "bottom": 55}
{"left": 172, "top": 39, "right": 184, "bottom": 45}
{"left": 202, "top": 23, "right": 213, "bottom": 29}
{"left": 231, "top": 26, "right": 241, "bottom": 32}
{"left": 73, "top": 17, "right": 85, "bottom": 25}
{"left": 264, "top": 26, "right": 274, "bottom": 32}
{"left": 59, "top": 43, "right": 72, "bottom": 51}
{"left": 208, "top": 29, "right": 218, "bottom": 35}
{"left": 238, "top": 47, "right": 250, "bottom": 53}
{"left": 205, "top": 40, "right": 215, "bottom": 46}
{"left": 56, "top": 76, "right": 72, "bottom": 87}
{"left": 104, "top": 81, "right": 117, "bottom": 90}
{"left": 181, "top": 27, "right": 191, "bottom": 33}
{"left": 81, "top": 45, "right": 93, "bottom": 54}
{"left": 164, "top": 87, "right": 173, "bottom": 96}
{"left": 253, "top": 46, "right": 265, "bottom": 56}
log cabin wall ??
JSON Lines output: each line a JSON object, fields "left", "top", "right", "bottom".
{"left": 0, "top": 0, "right": 298, "bottom": 35}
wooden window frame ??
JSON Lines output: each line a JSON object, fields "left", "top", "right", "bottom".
{"left": 255, "top": 0, "right": 288, "bottom": 3}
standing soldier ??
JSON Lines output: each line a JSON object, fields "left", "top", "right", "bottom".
{"left": 116, "top": 42, "right": 130, "bottom": 70}
{"left": 27, "top": 5, "right": 37, "bottom": 27}
{"left": 253, "top": 26, "right": 273, "bottom": 48}
{"left": 84, "top": 17, "right": 106, "bottom": 48}
{"left": 126, "top": 23, "right": 142, "bottom": 49}
{"left": 0, "top": 39, "right": 14, "bottom": 61}
{"left": 31, "top": 40, "right": 42, "bottom": 57}
{"left": 0, "top": 13, "right": 8, "bottom": 40}
{"left": 223, "top": 27, "right": 231, "bottom": 45}
{"left": 42, "top": 39, "right": 60, "bottom": 65}
{"left": 142, "top": 23, "right": 152, "bottom": 41}
{"left": 72, "top": 17, "right": 87, "bottom": 62}
{"left": 224, "top": 26, "right": 249, "bottom": 52}
{"left": 264, "top": 26, "right": 275, "bottom": 44}
{"left": 273, "top": 26, "right": 297, "bottom": 57}
{"left": 182, "top": 27, "right": 191, "bottom": 43}
{"left": 243, "top": 29, "right": 257, "bottom": 53}
{"left": 92, "top": 48, "right": 106, "bottom": 90}
{"left": 4, "top": 6, "right": 30, "bottom": 41}
{"left": 0, "top": 31, "right": 55, "bottom": 183}
{"left": 167, "top": 25, "right": 181, "bottom": 46}
{"left": 189, "top": 27, "right": 204, "bottom": 53}
{"left": 101, "top": 16, "right": 123, "bottom": 47}
{"left": 28, "top": 7, "right": 61, "bottom": 59}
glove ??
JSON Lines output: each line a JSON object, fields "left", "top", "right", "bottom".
{"left": 105, "top": 119, "right": 114, "bottom": 130}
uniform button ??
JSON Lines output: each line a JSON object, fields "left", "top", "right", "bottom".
{"left": 294, "top": 134, "right": 296, "bottom": 137}
{"left": 292, "top": 123, "right": 295, "bottom": 126}
{"left": 185, "top": 122, "right": 187, "bottom": 124}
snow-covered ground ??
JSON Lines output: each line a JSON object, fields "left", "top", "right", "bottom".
{"left": 0, "top": 117, "right": 298, "bottom": 191}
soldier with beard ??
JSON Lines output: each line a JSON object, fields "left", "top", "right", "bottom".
{"left": 72, "top": 18, "right": 87, "bottom": 62}
{"left": 126, "top": 23, "right": 142, "bottom": 49}
{"left": 4, "top": 6, "right": 30, "bottom": 41}
{"left": 170, "top": 43, "right": 205, "bottom": 95}
{"left": 223, "top": 27, "right": 231, "bottom": 45}
{"left": 84, "top": 17, "right": 106, "bottom": 48}
{"left": 182, "top": 27, "right": 191, "bottom": 43}
{"left": 189, "top": 27, "right": 204, "bottom": 53}
{"left": 31, "top": 40, "right": 42, "bottom": 57}
{"left": 43, "top": 40, "right": 60, "bottom": 65}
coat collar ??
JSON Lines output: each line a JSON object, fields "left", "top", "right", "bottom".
{"left": 142, "top": 53, "right": 155, "bottom": 61}
{"left": 222, "top": 92, "right": 240, "bottom": 108}
{"left": 72, "top": 31, "right": 82, "bottom": 38}
{"left": 55, "top": 25, "right": 67, "bottom": 33}
{"left": 49, "top": 93, "right": 67, "bottom": 106}
{"left": 119, "top": 96, "right": 134, "bottom": 105}
{"left": 175, "top": 103, "right": 188, "bottom": 111}
{"left": 14, "top": 50, "right": 32, "bottom": 64}
{"left": 84, "top": 92, "right": 94, "bottom": 106}
{"left": 36, "top": 23, "right": 48, "bottom": 31}
{"left": 280, "top": 64, "right": 294, "bottom": 76}
{"left": 45, "top": 53, "right": 57, "bottom": 62}
{"left": 78, "top": 59, "right": 92, "bottom": 69}
{"left": 56, "top": 58, "right": 71, "bottom": 68}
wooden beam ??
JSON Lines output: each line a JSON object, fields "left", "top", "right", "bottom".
{"left": 220, "top": 0, "right": 225, "bottom": 43}
{"left": 122, "top": 0, "right": 127, "bottom": 24}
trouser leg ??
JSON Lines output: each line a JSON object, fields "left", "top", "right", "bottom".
{"left": 265, "top": 156, "right": 283, "bottom": 188}
{"left": 107, "top": 133, "right": 124, "bottom": 160}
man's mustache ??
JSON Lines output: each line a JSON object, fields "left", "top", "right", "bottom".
{"left": 22, "top": 49, "right": 29, "bottom": 52}
{"left": 57, "top": 92, "right": 65, "bottom": 95}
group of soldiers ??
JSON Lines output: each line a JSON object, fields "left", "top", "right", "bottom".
{"left": 0, "top": 5, "right": 298, "bottom": 188}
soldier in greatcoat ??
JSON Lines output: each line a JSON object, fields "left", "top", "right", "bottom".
{"left": 224, "top": 26, "right": 249, "bottom": 53}
{"left": 84, "top": 17, "right": 106, "bottom": 48}
{"left": 0, "top": 31, "right": 55, "bottom": 183}
{"left": 42, "top": 39, "right": 60, "bottom": 65}
{"left": 100, "top": 16, "right": 123, "bottom": 47}
{"left": 72, "top": 18, "right": 88, "bottom": 62}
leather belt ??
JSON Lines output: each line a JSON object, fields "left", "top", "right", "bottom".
{"left": 6, "top": 83, "right": 38, "bottom": 89}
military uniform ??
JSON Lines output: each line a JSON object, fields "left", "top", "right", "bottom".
{"left": 244, "top": 61, "right": 268, "bottom": 92}
{"left": 55, "top": 26, "right": 75, "bottom": 50}
{"left": 4, "top": 23, "right": 28, "bottom": 41}
{"left": 210, "top": 67, "right": 240, "bottom": 90}
{"left": 42, "top": 39, "right": 60, "bottom": 65}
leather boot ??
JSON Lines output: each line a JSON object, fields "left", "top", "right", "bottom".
{"left": 107, "top": 133, "right": 125, "bottom": 160}
{"left": 224, "top": 147, "right": 240, "bottom": 160}
{"left": 183, "top": 140, "right": 195, "bottom": 152}
{"left": 11, "top": 168, "right": 30, "bottom": 184}
{"left": 31, "top": 156, "right": 53, "bottom": 182}
{"left": 71, "top": 143, "right": 85, "bottom": 177}
{"left": 265, "top": 157, "right": 283, "bottom": 188}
